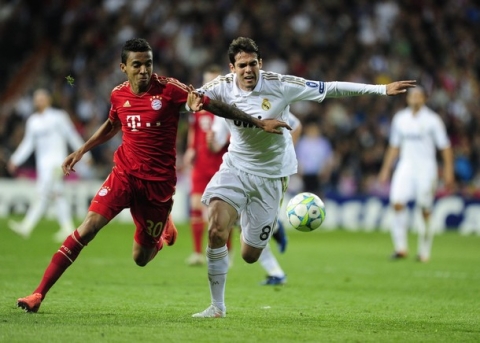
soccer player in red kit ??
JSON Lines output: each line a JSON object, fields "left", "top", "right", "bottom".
{"left": 184, "top": 65, "right": 232, "bottom": 266}
{"left": 16, "top": 38, "right": 290, "bottom": 313}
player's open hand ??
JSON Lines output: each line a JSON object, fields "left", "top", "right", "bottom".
{"left": 386, "top": 80, "right": 417, "bottom": 96}
{"left": 62, "top": 151, "right": 83, "bottom": 176}
{"left": 259, "top": 118, "right": 292, "bottom": 134}
{"left": 186, "top": 84, "right": 204, "bottom": 112}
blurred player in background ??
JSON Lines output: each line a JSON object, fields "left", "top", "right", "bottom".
{"left": 183, "top": 65, "right": 233, "bottom": 266}
{"left": 208, "top": 109, "right": 302, "bottom": 285}
{"left": 16, "top": 38, "right": 288, "bottom": 313}
{"left": 378, "top": 87, "right": 454, "bottom": 262}
{"left": 7, "top": 88, "right": 92, "bottom": 242}
{"left": 192, "top": 36, "right": 416, "bottom": 318}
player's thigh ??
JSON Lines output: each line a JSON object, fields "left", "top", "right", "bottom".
{"left": 415, "top": 173, "right": 437, "bottom": 210}
{"left": 130, "top": 179, "right": 175, "bottom": 248}
{"left": 240, "top": 175, "right": 287, "bottom": 250}
{"left": 202, "top": 166, "right": 247, "bottom": 214}
{"left": 89, "top": 167, "right": 132, "bottom": 222}
{"left": 390, "top": 168, "right": 415, "bottom": 205}
{"left": 36, "top": 167, "right": 60, "bottom": 197}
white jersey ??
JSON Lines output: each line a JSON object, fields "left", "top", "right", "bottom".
{"left": 200, "top": 71, "right": 386, "bottom": 177}
{"left": 390, "top": 105, "right": 450, "bottom": 171}
{"left": 10, "top": 107, "right": 88, "bottom": 172}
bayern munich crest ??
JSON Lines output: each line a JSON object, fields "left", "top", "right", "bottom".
{"left": 98, "top": 186, "right": 110, "bottom": 196}
{"left": 151, "top": 98, "right": 162, "bottom": 110}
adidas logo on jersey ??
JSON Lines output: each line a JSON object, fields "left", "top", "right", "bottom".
{"left": 123, "top": 100, "right": 131, "bottom": 107}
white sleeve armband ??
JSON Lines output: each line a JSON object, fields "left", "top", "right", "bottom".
{"left": 325, "top": 82, "right": 387, "bottom": 98}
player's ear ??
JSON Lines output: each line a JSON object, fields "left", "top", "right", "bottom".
{"left": 258, "top": 59, "right": 262, "bottom": 69}
{"left": 120, "top": 63, "right": 127, "bottom": 73}
{"left": 229, "top": 63, "right": 235, "bottom": 73}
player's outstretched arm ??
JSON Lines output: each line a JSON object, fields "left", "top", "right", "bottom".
{"left": 325, "top": 80, "right": 416, "bottom": 98}
{"left": 62, "top": 119, "right": 121, "bottom": 175}
{"left": 385, "top": 80, "right": 417, "bottom": 96}
{"left": 204, "top": 100, "right": 291, "bottom": 134}
{"left": 186, "top": 85, "right": 291, "bottom": 134}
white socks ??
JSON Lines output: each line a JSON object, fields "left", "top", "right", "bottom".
{"left": 391, "top": 208, "right": 408, "bottom": 253}
{"left": 21, "top": 198, "right": 49, "bottom": 234}
{"left": 206, "top": 246, "right": 229, "bottom": 312}
{"left": 258, "top": 244, "right": 284, "bottom": 277}
{"left": 417, "top": 215, "right": 433, "bottom": 260}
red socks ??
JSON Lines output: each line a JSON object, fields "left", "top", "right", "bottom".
{"left": 190, "top": 209, "right": 204, "bottom": 253}
{"left": 34, "top": 230, "right": 86, "bottom": 298}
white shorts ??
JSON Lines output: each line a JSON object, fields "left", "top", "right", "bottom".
{"left": 390, "top": 166, "right": 437, "bottom": 209}
{"left": 202, "top": 163, "right": 288, "bottom": 249}
{"left": 37, "top": 166, "right": 65, "bottom": 197}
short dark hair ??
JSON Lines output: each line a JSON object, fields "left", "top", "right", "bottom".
{"left": 228, "top": 37, "right": 261, "bottom": 64}
{"left": 407, "top": 85, "right": 426, "bottom": 96}
{"left": 121, "top": 38, "right": 152, "bottom": 64}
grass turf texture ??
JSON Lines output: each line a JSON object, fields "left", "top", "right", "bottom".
{"left": 1, "top": 218, "right": 479, "bottom": 343}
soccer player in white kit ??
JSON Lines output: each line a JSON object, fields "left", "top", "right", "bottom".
{"left": 192, "top": 37, "right": 416, "bottom": 318}
{"left": 378, "top": 87, "right": 454, "bottom": 262}
{"left": 208, "top": 110, "right": 302, "bottom": 286}
{"left": 7, "top": 89, "right": 92, "bottom": 242}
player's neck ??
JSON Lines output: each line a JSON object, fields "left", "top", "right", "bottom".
{"left": 411, "top": 105, "right": 422, "bottom": 115}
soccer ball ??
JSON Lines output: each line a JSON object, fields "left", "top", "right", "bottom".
{"left": 286, "top": 192, "right": 326, "bottom": 232}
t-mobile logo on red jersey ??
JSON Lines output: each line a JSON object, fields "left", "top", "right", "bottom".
{"left": 126, "top": 115, "right": 141, "bottom": 131}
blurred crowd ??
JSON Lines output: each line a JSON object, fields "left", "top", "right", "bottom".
{"left": 1, "top": 0, "right": 479, "bottom": 198}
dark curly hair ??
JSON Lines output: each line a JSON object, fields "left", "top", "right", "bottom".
{"left": 228, "top": 37, "right": 261, "bottom": 64}
{"left": 121, "top": 38, "right": 152, "bottom": 64}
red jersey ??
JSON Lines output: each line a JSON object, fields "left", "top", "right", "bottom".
{"left": 190, "top": 110, "right": 228, "bottom": 177}
{"left": 109, "top": 74, "right": 188, "bottom": 182}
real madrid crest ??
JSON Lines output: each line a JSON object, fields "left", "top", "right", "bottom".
{"left": 150, "top": 95, "right": 162, "bottom": 110}
{"left": 261, "top": 98, "right": 271, "bottom": 111}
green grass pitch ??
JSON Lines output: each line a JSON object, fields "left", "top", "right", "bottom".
{"left": 1, "top": 217, "right": 479, "bottom": 343}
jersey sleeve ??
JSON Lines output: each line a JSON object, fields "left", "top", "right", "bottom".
{"left": 108, "top": 92, "right": 118, "bottom": 122}
{"left": 324, "top": 82, "right": 386, "bottom": 98}
{"left": 389, "top": 115, "right": 401, "bottom": 147}
{"left": 10, "top": 118, "right": 35, "bottom": 166}
{"left": 197, "top": 75, "right": 222, "bottom": 100}
{"left": 432, "top": 115, "right": 451, "bottom": 150}
{"left": 167, "top": 77, "right": 189, "bottom": 105}
{"left": 280, "top": 75, "right": 328, "bottom": 103}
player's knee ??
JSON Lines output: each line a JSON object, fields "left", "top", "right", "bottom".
{"left": 242, "top": 252, "right": 259, "bottom": 264}
{"left": 208, "top": 224, "right": 228, "bottom": 246}
{"left": 132, "top": 246, "right": 154, "bottom": 267}
{"left": 134, "top": 256, "right": 148, "bottom": 267}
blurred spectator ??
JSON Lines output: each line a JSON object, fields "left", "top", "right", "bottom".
{"left": 296, "top": 119, "right": 334, "bottom": 195}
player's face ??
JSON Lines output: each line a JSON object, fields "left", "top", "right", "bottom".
{"left": 406, "top": 89, "right": 426, "bottom": 110}
{"left": 230, "top": 52, "right": 262, "bottom": 91}
{"left": 33, "top": 90, "right": 50, "bottom": 112}
{"left": 120, "top": 50, "right": 153, "bottom": 94}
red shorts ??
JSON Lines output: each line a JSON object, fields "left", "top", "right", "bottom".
{"left": 90, "top": 167, "right": 175, "bottom": 248}
{"left": 191, "top": 168, "right": 216, "bottom": 195}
